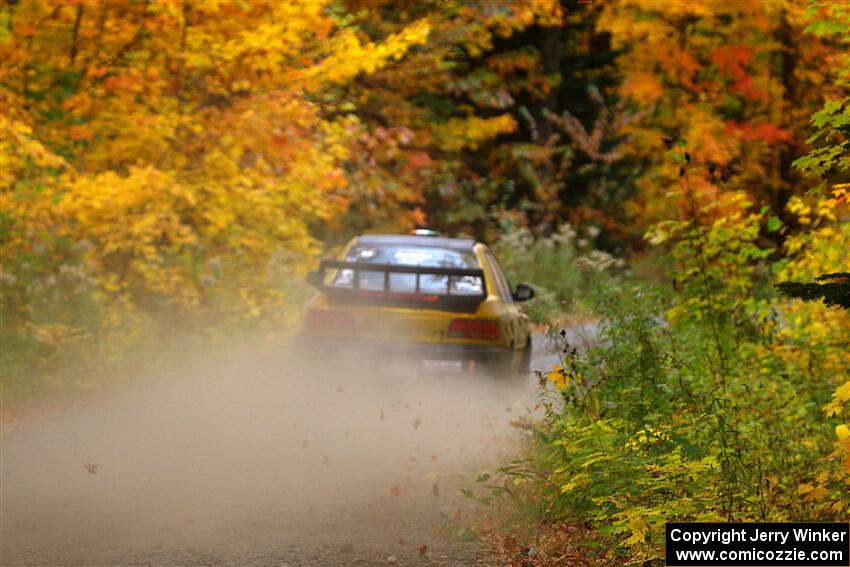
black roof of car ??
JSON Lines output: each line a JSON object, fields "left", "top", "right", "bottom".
{"left": 355, "top": 234, "right": 478, "bottom": 250}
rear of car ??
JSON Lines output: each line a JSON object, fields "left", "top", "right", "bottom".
{"left": 295, "top": 234, "right": 532, "bottom": 376}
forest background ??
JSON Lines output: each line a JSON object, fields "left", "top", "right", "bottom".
{"left": 1, "top": 0, "right": 848, "bottom": 563}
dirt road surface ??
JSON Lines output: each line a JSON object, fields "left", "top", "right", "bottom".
{"left": 1, "top": 334, "right": 573, "bottom": 566}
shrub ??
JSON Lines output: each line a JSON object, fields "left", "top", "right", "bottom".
{"left": 473, "top": 176, "right": 849, "bottom": 564}
{"left": 493, "top": 220, "right": 622, "bottom": 324}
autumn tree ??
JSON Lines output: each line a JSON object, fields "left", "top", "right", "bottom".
{"left": 0, "top": 0, "right": 430, "bottom": 380}
{"left": 599, "top": 0, "right": 848, "bottom": 238}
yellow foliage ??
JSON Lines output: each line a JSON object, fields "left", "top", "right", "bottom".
{"left": 624, "top": 516, "right": 649, "bottom": 546}
{"left": 547, "top": 364, "right": 568, "bottom": 389}
{"left": 0, "top": 0, "right": 435, "bottom": 350}
{"left": 307, "top": 20, "right": 431, "bottom": 87}
{"left": 772, "top": 188, "right": 850, "bottom": 502}
{"left": 827, "top": 383, "right": 850, "bottom": 418}
{"left": 775, "top": 190, "right": 850, "bottom": 387}
{"left": 432, "top": 114, "right": 518, "bottom": 152}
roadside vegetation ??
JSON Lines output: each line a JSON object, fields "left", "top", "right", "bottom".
{"left": 492, "top": 221, "right": 614, "bottom": 324}
{"left": 474, "top": 178, "right": 849, "bottom": 563}
{"left": 2, "top": 0, "right": 848, "bottom": 563}
{"left": 467, "top": 4, "right": 850, "bottom": 560}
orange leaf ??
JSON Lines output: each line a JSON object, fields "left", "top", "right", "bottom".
{"left": 68, "top": 125, "right": 93, "bottom": 141}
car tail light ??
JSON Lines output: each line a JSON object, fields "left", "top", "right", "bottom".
{"left": 303, "top": 309, "right": 354, "bottom": 334}
{"left": 447, "top": 318, "right": 500, "bottom": 340}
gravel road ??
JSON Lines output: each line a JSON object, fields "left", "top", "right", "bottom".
{"left": 1, "top": 333, "right": 580, "bottom": 567}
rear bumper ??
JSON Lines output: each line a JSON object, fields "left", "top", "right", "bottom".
{"left": 293, "top": 335, "right": 512, "bottom": 363}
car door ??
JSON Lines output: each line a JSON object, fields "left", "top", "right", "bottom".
{"left": 483, "top": 249, "right": 529, "bottom": 353}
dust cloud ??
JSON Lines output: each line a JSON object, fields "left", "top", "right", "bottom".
{"left": 1, "top": 337, "right": 542, "bottom": 565}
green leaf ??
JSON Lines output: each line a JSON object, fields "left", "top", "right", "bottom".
{"left": 806, "top": 19, "right": 850, "bottom": 38}
{"left": 771, "top": 259, "right": 788, "bottom": 275}
{"left": 0, "top": 12, "right": 11, "bottom": 43}
{"left": 766, "top": 216, "right": 782, "bottom": 232}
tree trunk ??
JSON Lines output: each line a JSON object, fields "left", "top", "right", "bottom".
{"left": 537, "top": 25, "right": 561, "bottom": 142}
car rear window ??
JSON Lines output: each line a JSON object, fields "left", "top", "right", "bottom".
{"left": 331, "top": 245, "right": 483, "bottom": 295}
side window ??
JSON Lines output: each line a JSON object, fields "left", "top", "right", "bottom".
{"left": 485, "top": 251, "right": 514, "bottom": 303}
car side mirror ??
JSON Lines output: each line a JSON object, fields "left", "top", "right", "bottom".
{"left": 306, "top": 270, "right": 322, "bottom": 289}
{"left": 512, "top": 283, "right": 534, "bottom": 302}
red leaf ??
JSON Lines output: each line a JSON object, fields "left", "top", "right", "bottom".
{"left": 710, "top": 46, "right": 768, "bottom": 101}
{"left": 725, "top": 120, "right": 792, "bottom": 144}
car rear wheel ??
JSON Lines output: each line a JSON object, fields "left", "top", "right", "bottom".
{"left": 519, "top": 336, "right": 532, "bottom": 376}
{"left": 482, "top": 340, "right": 530, "bottom": 380}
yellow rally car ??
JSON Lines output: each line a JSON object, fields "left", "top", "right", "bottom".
{"left": 296, "top": 232, "right": 534, "bottom": 377}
